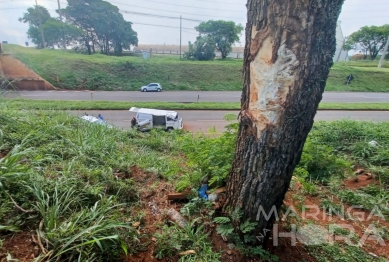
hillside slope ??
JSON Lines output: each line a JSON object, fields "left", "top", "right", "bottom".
{"left": 4, "top": 44, "right": 389, "bottom": 92}
{"left": 0, "top": 54, "right": 56, "bottom": 90}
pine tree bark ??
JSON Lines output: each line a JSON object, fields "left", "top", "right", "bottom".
{"left": 224, "top": 0, "right": 344, "bottom": 242}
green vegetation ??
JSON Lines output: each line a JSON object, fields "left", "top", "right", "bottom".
{"left": 19, "top": 0, "right": 137, "bottom": 54}
{"left": 307, "top": 243, "right": 387, "bottom": 262}
{"left": 2, "top": 98, "right": 389, "bottom": 260}
{"left": 19, "top": 5, "right": 82, "bottom": 49}
{"left": 185, "top": 20, "right": 243, "bottom": 60}
{"left": 174, "top": 119, "right": 389, "bottom": 260}
{"left": 3, "top": 98, "right": 389, "bottom": 111}
{"left": 344, "top": 24, "right": 389, "bottom": 60}
{"left": 0, "top": 105, "right": 184, "bottom": 260}
{"left": 3, "top": 44, "right": 389, "bottom": 91}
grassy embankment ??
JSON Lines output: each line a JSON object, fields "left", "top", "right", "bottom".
{"left": 1, "top": 101, "right": 389, "bottom": 261}
{"left": 4, "top": 44, "right": 389, "bottom": 92}
{"left": 3, "top": 99, "right": 389, "bottom": 111}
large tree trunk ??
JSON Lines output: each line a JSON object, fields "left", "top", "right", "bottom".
{"left": 224, "top": 0, "right": 344, "bottom": 243}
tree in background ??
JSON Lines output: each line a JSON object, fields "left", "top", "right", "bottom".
{"left": 26, "top": 18, "right": 82, "bottom": 48}
{"left": 19, "top": 5, "right": 51, "bottom": 27}
{"left": 63, "top": 0, "right": 138, "bottom": 55}
{"left": 112, "top": 21, "right": 138, "bottom": 55}
{"left": 224, "top": 0, "right": 344, "bottom": 244}
{"left": 43, "top": 19, "right": 83, "bottom": 48}
{"left": 184, "top": 35, "right": 216, "bottom": 61}
{"left": 195, "top": 20, "right": 243, "bottom": 59}
{"left": 344, "top": 25, "right": 389, "bottom": 60}
{"left": 19, "top": 5, "right": 51, "bottom": 48}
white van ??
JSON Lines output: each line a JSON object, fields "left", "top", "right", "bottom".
{"left": 129, "top": 107, "right": 183, "bottom": 131}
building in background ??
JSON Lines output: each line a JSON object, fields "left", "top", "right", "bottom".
{"left": 334, "top": 22, "right": 349, "bottom": 62}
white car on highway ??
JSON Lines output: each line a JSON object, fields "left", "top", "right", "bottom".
{"left": 140, "top": 83, "right": 162, "bottom": 92}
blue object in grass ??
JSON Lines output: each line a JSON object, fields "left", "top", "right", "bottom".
{"left": 198, "top": 184, "right": 208, "bottom": 200}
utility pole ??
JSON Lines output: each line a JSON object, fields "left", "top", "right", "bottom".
{"left": 57, "top": 0, "right": 67, "bottom": 49}
{"left": 35, "top": 0, "right": 46, "bottom": 48}
{"left": 180, "top": 15, "right": 182, "bottom": 59}
{"left": 378, "top": 36, "right": 389, "bottom": 68}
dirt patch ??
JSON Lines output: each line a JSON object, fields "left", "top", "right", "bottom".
{"left": 267, "top": 237, "right": 316, "bottom": 262}
{"left": 282, "top": 180, "right": 389, "bottom": 260}
{"left": 3, "top": 164, "right": 388, "bottom": 261}
{"left": 124, "top": 166, "right": 182, "bottom": 262}
{"left": 0, "top": 151, "right": 8, "bottom": 159}
{"left": 344, "top": 174, "right": 377, "bottom": 189}
{"left": 0, "top": 232, "right": 39, "bottom": 262}
{"left": 0, "top": 55, "right": 56, "bottom": 90}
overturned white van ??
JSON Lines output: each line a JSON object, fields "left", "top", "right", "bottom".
{"left": 129, "top": 107, "right": 183, "bottom": 131}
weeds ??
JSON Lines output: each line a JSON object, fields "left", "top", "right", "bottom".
{"left": 213, "top": 209, "right": 278, "bottom": 261}
{"left": 307, "top": 243, "right": 387, "bottom": 262}
{"left": 321, "top": 197, "right": 344, "bottom": 216}
{"left": 0, "top": 105, "right": 180, "bottom": 260}
{"left": 154, "top": 222, "right": 219, "bottom": 261}
{"left": 176, "top": 120, "right": 237, "bottom": 191}
{"left": 296, "top": 138, "right": 352, "bottom": 183}
{"left": 2, "top": 100, "right": 389, "bottom": 260}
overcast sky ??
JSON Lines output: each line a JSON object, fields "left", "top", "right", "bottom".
{"left": 0, "top": 0, "right": 388, "bottom": 47}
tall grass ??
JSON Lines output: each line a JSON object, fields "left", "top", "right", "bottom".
{"left": 0, "top": 104, "right": 183, "bottom": 260}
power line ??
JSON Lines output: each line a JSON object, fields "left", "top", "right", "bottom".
{"left": 182, "top": 30, "right": 199, "bottom": 35}
{"left": 109, "top": 0, "right": 244, "bottom": 20}
{"left": 122, "top": 0, "right": 244, "bottom": 13}
{"left": 131, "top": 22, "right": 195, "bottom": 30}
{"left": 120, "top": 10, "right": 204, "bottom": 22}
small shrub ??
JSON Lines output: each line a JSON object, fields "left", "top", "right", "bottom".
{"left": 213, "top": 209, "right": 278, "bottom": 261}
{"left": 154, "top": 223, "right": 219, "bottom": 261}
{"left": 297, "top": 138, "right": 351, "bottom": 183}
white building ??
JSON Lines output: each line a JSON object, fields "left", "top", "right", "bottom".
{"left": 334, "top": 22, "right": 349, "bottom": 62}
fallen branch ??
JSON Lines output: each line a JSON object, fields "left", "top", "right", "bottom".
{"left": 167, "top": 192, "right": 190, "bottom": 201}
{"left": 167, "top": 187, "right": 226, "bottom": 201}
{"left": 3, "top": 189, "right": 33, "bottom": 213}
{"left": 179, "top": 250, "right": 196, "bottom": 256}
{"left": 35, "top": 222, "right": 48, "bottom": 255}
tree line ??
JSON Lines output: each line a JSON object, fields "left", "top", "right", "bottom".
{"left": 19, "top": 0, "right": 138, "bottom": 55}
{"left": 184, "top": 20, "right": 244, "bottom": 60}
{"left": 344, "top": 24, "right": 389, "bottom": 60}
{"left": 19, "top": 0, "right": 244, "bottom": 59}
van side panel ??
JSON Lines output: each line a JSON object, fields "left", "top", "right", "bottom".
{"left": 153, "top": 115, "right": 166, "bottom": 126}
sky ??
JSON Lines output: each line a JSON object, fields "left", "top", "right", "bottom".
{"left": 0, "top": 0, "right": 388, "bottom": 47}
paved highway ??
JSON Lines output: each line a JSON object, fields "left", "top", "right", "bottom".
{"left": 12, "top": 91, "right": 389, "bottom": 103}
{"left": 71, "top": 110, "right": 389, "bottom": 133}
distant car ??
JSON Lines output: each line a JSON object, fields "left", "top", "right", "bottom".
{"left": 141, "top": 83, "right": 162, "bottom": 92}
{"left": 80, "top": 115, "right": 113, "bottom": 128}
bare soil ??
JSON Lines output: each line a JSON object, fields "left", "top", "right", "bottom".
{"left": 1, "top": 165, "right": 388, "bottom": 261}
{"left": 0, "top": 232, "right": 39, "bottom": 262}
{"left": 0, "top": 55, "right": 55, "bottom": 90}
{"left": 282, "top": 176, "right": 389, "bottom": 260}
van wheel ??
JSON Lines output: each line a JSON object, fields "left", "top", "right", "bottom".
{"left": 166, "top": 127, "right": 173, "bottom": 132}
{"left": 157, "top": 88, "right": 161, "bottom": 92}
{"left": 142, "top": 89, "right": 147, "bottom": 92}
